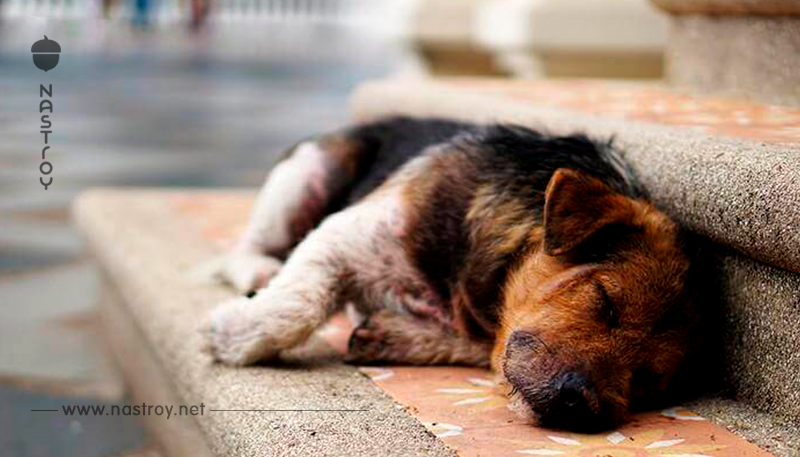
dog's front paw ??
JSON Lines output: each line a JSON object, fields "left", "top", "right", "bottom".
{"left": 201, "top": 296, "right": 281, "bottom": 365}
{"left": 219, "top": 252, "right": 282, "bottom": 294}
{"left": 201, "top": 287, "right": 322, "bottom": 366}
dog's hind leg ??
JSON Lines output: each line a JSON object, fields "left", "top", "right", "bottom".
{"left": 345, "top": 309, "right": 492, "bottom": 367}
{"left": 204, "top": 185, "right": 408, "bottom": 366}
{"left": 220, "top": 133, "right": 372, "bottom": 293}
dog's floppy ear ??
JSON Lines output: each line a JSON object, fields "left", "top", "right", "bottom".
{"left": 543, "top": 168, "right": 635, "bottom": 256}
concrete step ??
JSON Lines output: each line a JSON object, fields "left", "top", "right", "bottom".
{"left": 75, "top": 186, "right": 798, "bottom": 456}
{"left": 348, "top": 77, "right": 800, "bottom": 431}
{"left": 74, "top": 189, "right": 456, "bottom": 457}
{"left": 651, "top": 0, "right": 800, "bottom": 106}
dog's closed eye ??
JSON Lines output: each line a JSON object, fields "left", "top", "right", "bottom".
{"left": 597, "top": 283, "right": 619, "bottom": 329}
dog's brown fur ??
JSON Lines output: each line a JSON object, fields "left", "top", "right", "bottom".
{"left": 352, "top": 151, "right": 696, "bottom": 429}
{"left": 208, "top": 117, "right": 699, "bottom": 432}
{"left": 492, "top": 169, "right": 696, "bottom": 429}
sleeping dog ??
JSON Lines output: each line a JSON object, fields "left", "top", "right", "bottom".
{"left": 202, "top": 117, "right": 700, "bottom": 431}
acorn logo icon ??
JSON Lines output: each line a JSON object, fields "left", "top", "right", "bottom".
{"left": 31, "top": 36, "right": 61, "bottom": 72}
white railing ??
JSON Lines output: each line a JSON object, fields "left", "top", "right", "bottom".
{"left": 0, "top": 0, "right": 387, "bottom": 24}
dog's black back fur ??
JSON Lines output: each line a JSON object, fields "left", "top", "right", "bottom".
{"left": 340, "top": 117, "right": 643, "bottom": 206}
{"left": 332, "top": 117, "right": 645, "bottom": 337}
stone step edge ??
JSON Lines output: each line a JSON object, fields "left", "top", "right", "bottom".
{"left": 72, "top": 189, "right": 459, "bottom": 457}
{"left": 99, "top": 280, "right": 215, "bottom": 457}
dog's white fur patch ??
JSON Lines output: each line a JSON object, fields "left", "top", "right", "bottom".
{"left": 216, "top": 141, "right": 326, "bottom": 292}
{"left": 219, "top": 252, "right": 283, "bottom": 293}
{"left": 238, "top": 141, "right": 327, "bottom": 255}
{"left": 205, "top": 189, "right": 409, "bottom": 364}
{"left": 204, "top": 155, "right": 439, "bottom": 365}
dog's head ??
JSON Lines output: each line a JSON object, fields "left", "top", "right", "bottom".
{"left": 493, "top": 168, "right": 696, "bottom": 432}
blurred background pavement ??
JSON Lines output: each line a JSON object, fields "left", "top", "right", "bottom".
{"left": 0, "top": 5, "right": 414, "bottom": 456}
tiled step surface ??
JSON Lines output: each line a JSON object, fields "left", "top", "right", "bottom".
{"left": 652, "top": 0, "right": 800, "bottom": 14}
{"left": 75, "top": 190, "right": 796, "bottom": 456}
{"left": 348, "top": 78, "right": 800, "bottom": 426}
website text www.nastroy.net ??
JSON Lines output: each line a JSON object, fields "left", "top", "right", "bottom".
{"left": 33, "top": 403, "right": 206, "bottom": 420}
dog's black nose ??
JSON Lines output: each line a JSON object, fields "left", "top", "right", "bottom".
{"left": 556, "top": 372, "right": 593, "bottom": 411}
{"left": 536, "top": 372, "right": 613, "bottom": 431}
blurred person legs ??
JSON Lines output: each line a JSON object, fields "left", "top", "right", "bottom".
{"left": 190, "top": 0, "right": 211, "bottom": 31}
{"left": 103, "top": 0, "right": 117, "bottom": 19}
{"left": 132, "top": 0, "right": 152, "bottom": 27}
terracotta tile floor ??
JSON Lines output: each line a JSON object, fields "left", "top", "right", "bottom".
{"left": 325, "top": 316, "right": 771, "bottom": 457}
{"left": 445, "top": 78, "right": 800, "bottom": 146}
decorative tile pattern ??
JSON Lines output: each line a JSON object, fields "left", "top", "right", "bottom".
{"left": 324, "top": 315, "right": 768, "bottom": 457}
{"left": 447, "top": 79, "right": 800, "bottom": 145}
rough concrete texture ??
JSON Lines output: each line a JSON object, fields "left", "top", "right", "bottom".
{"left": 349, "top": 78, "right": 800, "bottom": 422}
{"left": 710, "top": 245, "right": 800, "bottom": 427}
{"left": 652, "top": 0, "right": 800, "bottom": 15}
{"left": 74, "top": 191, "right": 456, "bottom": 457}
{"left": 687, "top": 397, "right": 800, "bottom": 456}
{"left": 666, "top": 16, "right": 800, "bottom": 106}
{"left": 100, "top": 283, "right": 215, "bottom": 457}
